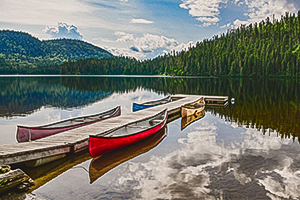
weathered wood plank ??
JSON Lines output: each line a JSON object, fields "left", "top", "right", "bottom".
{"left": 0, "top": 142, "right": 70, "bottom": 165}
{"left": 0, "top": 169, "right": 30, "bottom": 194}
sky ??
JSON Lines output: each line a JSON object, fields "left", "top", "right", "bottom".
{"left": 1, "top": 0, "right": 300, "bottom": 59}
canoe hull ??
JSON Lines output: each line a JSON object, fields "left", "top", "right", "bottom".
{"left": 132, "top": 96, "right": 171, "bottom": 112}
{"left": 132, "top": 103, "right": 155, "bottom": 112}
{"left": 181, "top": 105, "right": 205, "bottom": 118}
{"left": 89, "top": 110, "right": 168, "bottom": 157}
{"left": 17, "top": 126, "right": 77, "bottom": 142}
{"left": 181, "top": 97, "right": 205, "bottom": 118}
{"left": 17, "top": 106, "right": 121, "bottom": 142}
{"left": 89, "top": 126, "right": 167, "bottom": 183}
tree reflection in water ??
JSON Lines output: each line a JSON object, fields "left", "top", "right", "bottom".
{"left": 0, "top": 77, "right": 298, "bottom": 141}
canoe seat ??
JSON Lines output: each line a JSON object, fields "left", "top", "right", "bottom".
{"left": 150, "top": 120, "right": 161, "bottom": 123}
{"left": 149, "top": 119, "right": 161, "bottom": 125}
{"left": 100, "top": 115, "right": 110, "bottom": 119}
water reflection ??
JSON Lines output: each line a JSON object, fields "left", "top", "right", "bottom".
{"left": 19, "top": 150, "right": 92, "bottom": 191}
{"left": 84, "top": 113, "right": 300, "bottom": 199}
{"left": 181, "top": 109, "right": 205, "bottom": 130}
{"left": 0, "top": 77, "right": 112, "bottom": 117}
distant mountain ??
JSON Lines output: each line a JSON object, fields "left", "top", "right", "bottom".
{"left": 0, "top": 30, "right": 113, "bottom": 74}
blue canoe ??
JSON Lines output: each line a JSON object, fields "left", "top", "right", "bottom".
{"left": 132, "top": 96, "right": 172, "bottom": 112}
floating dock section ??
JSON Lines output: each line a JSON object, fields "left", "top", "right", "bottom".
{"left": 0, "top": 95, "right": 228, "bottom": 166}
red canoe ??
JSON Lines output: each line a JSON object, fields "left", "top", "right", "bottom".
{"left": 17, "top": 106, "right": 121, "bottom": 142}
{"left": 89, "top": 126, "right": 167, "bottom": 183}
{"left": 89, "top": 108, "right": 168, "bottom": 158}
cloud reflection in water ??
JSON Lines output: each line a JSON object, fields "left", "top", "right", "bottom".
{"left": 112, "top": 113, "right": 300, "bottom": 199}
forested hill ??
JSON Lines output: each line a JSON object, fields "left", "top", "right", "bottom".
{"left": 0, "top": 30, "right": 112, "bottom": 74}
{"left": 59, "top": 11, "right": 300, "bottom": 77}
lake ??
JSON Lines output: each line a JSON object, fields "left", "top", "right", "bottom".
{"left": 0, "top": 76, "right": 299, "bottom": 199}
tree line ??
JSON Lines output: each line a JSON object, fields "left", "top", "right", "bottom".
{"left": 58, "top": 11, "right": 300, "bottom": 77}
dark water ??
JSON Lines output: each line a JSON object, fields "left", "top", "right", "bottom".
{"left": 0, "top": 76, "right": 299, "bottom": 199}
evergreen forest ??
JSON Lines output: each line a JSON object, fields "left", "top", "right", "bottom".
{"left": 59, "top": 11, "right": 300, "bottom": 77}
{"left": 0, "top": 30, "right": 112, "bottom": 74}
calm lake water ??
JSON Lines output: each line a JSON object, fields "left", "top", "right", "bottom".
{"left": 0, "top": 76, "right": 300, "bottom": 200}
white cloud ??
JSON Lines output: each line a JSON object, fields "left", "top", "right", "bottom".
{"left": 92, "top": 37, "right": 115, "bottom": 43}
{"left": 106, "top": 46, "right": 146, "bottom": 59}
{"left": 234, "top": 0, "right": 298, "bottom": 25}
{"left": 179, "top": 0, "right": 227, "bottom": 26}
{"left": 43, "top": 22, "right": 83, "bottom": 40}
{"left": 133, "top": 33, "right": 180, "bottom": 53}
{"left": 105, "top": 32, "right": 194, "bottom": 59}
{"left": 233, "top": 19, "right": 248, "bottom": 27}
{"left": 220, "top": 22, "right": 232, "bottom": 29}
{"left": 114, "top": 31, "right": 127, "bottom": 36}
{"left": 0, "top": 0, "right": 142, "bottom": 36}
{"left": 130, "top": 18, "right": 154, "bottom": 24}
{"left": 116, "top": 32, "right": 135, "bottom": 42}
{"left": 0, "top": 0, "right": 93, "bottom": 26}
{"left": 179, "top": 0, "right": 299, "bottom": 28}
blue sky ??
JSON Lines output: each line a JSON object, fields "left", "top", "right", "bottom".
{"left": 1, "top": 0, "right": 299, "bottom": 59}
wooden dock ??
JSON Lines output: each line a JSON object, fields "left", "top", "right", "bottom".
{"left": 0, "top": 95, "right": 228, "bottom": 166}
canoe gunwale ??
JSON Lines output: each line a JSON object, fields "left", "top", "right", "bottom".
{"left": 133, "top": 96, "right": 171, "bottom": 107}
{"left": 182, "top": 104, "right": 205, "bottom": 109}
{"left": 90, "top": 108, "right": 168, "bottom": 139}
{"left": 16, "top": 106, "right": 121, "bottom": 130}
{"left": 182, "top": 97, "right": 205, "bottom": 108}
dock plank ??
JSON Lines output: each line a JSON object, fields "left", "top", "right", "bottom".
{"left": 0, "top": 141, "right": 70, "bottom": 165}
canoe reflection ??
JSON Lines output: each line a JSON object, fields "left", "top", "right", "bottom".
{"left": 181, "top": 97, "right": 205, "bottom": 118}
{"left": 89, "top": 126, "right": 167, "bottom": 184}
{"left": 181, "top": 109, "right": 205, "bottom": 131}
